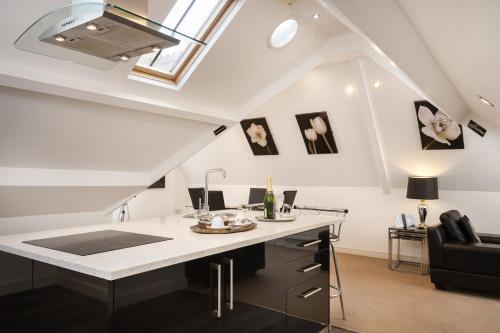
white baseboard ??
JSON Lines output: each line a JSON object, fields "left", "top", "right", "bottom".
{"left": 335, "top": 246, "right": 421, "bottom": 263}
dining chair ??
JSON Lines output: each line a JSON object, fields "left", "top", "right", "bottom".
{"left": 188, "top": 188, "right": 226, "bottom": 211}
{"left": 282, "top": 190, "right": 297, "bottom": 211}
{"left": 248, "top": 188, "right": 267, "bottom": 205}
{"left": 188, "top": 187, "right": 205, "bottom": 210}
{"left": 207, "top": 190, "right": 226, "bottom": 211}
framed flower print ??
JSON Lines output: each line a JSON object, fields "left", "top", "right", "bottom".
{"left": 295, "top": 112, "right": 338, "bottom": 154}
{"left": 240, "top": 117, "right": 279, "bottom": 155}
{"left": 414, "top": 100, "right": 464, "bottom": 150}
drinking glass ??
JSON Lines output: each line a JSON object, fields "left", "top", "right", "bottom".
{"left": 275, "top": 194, "right": 284, "bottom": 217}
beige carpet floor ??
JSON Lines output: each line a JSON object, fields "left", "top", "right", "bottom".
{"left": 330, "top": 253, "right": 500, "bottom": 333}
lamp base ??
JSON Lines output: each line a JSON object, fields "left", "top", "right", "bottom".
{"left": 417, "top": 200, "right": 428, "bottom": 229}
{"left": 417, "top": 222, "right": 427, "bottom": 230}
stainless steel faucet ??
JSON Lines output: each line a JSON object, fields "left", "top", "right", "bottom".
{"left": 204, "top": 168, "right": 227, "bottom": 211}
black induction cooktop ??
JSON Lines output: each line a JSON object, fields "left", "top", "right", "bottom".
{"left": 24, "top": 230, "right": 172, "bottom": 256}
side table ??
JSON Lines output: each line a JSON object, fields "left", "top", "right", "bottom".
{"left": 388, "top": 227, "right": 429, "bottom": 275}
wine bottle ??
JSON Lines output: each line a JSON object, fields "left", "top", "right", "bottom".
{"left": 264, "top": 176, "right": 276, "bottom": 219}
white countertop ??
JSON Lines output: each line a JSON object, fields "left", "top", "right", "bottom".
{"left": 0, "top": 211, "right": 340, "bottom": 280}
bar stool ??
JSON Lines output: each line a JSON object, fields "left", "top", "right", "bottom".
{"left": 330, "top": 219, "right": 346, "bottom": 320}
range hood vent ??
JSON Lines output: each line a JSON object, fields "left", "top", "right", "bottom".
{"left": 15, "top": 2, "right": 204, "bottom": 70}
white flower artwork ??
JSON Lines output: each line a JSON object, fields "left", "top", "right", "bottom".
{"left": 296, "top": 112, "right": 338, "bottom": 154}
{"left": 240, "top": 117, "right": 279, "bottom": 155}
{"left": 304, "top": 128, "right": 318, "bottom": 154}
{"left": 246, "top": 123, "right": 268, "bottom": 147}
{"left": 414, "top": 100, "right": 464, "bottom": 150}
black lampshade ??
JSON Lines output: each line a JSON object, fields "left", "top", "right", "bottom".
{"left": 406, "top": 176, "right": 439, "bottom": 200}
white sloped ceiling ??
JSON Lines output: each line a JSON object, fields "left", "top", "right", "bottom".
{"left": 397, "top": 0, "right": 500, "bottom": 127}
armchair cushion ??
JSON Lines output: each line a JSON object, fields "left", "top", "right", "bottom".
{"left": 459, "top": 215, "right": 481, "bottom": 243}
{"left": 442, "top": 242, "right": 500, "bottom": 277}
{"left": 440, "top": 210, "right": 467, "bottom": 242}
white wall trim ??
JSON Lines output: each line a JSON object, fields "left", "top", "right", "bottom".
{"left": 353, "top": 59, "right": 391, "bottom": 194}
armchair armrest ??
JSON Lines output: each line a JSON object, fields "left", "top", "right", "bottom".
{"left": 478, "top": 233, "right": 500, "bottom": 245}
{"left": 442, "top": 242, "right": 500, "bottom": 277}
{"left": 427, "top": 225, "right": 447, "bottom": 268}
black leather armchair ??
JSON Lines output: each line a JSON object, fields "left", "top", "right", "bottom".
{"left": 428, "top": 223, "right": 500, "bottom": 293}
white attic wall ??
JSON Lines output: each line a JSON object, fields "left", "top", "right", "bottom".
{"left": 156, "top": 58, "right": 500, "bottom": 258}
{"left": 0, "top": 85, "right": 223, "bottom": 220}
{"left": 180, "top": 59, "right": 500, "bottom": 192}
{"left": 0, "top": 86, "right": 215, "bottom": 172}
{"left": 364, "top": 60, "right": 500, "bottom": 191}
{"left": 182, "top": 61, "right": 379, "bottom": 187}
{"left": 0, "top": 186, "right": 141, "bottom": 218}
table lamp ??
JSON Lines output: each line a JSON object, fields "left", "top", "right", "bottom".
{"left": 406, "top": 176, "right": 439, "bottom": 229}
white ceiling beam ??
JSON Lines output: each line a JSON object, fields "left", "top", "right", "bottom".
{"left": 320, "top": 0, "right": 469, "bottom": 122}
{"left": 0, "top": 64, "right": 238, "bottom": 126}
{"left": 352, "top": 59, "right": 391, "bottom": 194}
{"left": 0, "top": 168, "right": 150, "bottom": 187}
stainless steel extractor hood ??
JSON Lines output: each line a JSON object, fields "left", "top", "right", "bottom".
{"left": 15, "top": 2, "right": 204, "bottom": 70}
{"left": 39, "top": 5, "right": 179, "bottom": 62}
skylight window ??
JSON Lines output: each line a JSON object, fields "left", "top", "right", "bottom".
{"left": 132, "top": 0, "right": 235, "bottom": 87}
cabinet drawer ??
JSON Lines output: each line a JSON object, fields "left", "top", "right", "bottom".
{"left": 279, "top": 226, "right": 330, "bottom": 262}
{"left": 286, "top": 274, "right": 329, "bottom": 327}
{"left": 286, "top": 253, "right": 327, "bottom": 289}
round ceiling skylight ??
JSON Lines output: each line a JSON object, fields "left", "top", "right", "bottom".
{"left": 270, "top": 19, "right": 298, "bottom": 49}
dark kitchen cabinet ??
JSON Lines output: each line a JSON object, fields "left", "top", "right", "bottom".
{"left": 212, "top": 225, "right": 330, "bottom": 333}
{"left": 0, "top": 226, "right": 330, "bottom": 333}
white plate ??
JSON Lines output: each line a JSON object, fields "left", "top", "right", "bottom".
{"left": 206, "top": 225, "right": 231, "bottom": 230}
{"left": 233, "top": 221, "right": 253, "bottom": 227}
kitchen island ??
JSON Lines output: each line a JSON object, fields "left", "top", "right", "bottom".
{"left": 0, "top": 211, "right": 340, "bottom": 333}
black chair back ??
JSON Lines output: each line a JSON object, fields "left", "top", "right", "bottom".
{"left": 248, "top": 188, "right": 267, "bottom": 205}
{"left": 208, "top": 191, "right": 226, "bottom": 211}
{"left": 188, "top": 187, "right": 205, "bottom": 210}
{"left": 283, "top": 190, "right": 297, "bottom": 208}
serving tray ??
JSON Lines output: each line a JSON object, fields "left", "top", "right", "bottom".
{"left": 255, "top": 215, "right": 296, "bottom": 222}
{"left": 183, "top": 212, "right": 235, "bottom": 219}
{"left": 190, "top": 222, "right": 257, "bottom": 234}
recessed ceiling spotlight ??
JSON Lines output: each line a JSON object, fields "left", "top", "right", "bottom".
{"left": 86, "top": 23, "right": 98, "bottom": 31}
{"left": 55, "top": 35, "right": 65, "bottom": 42}
{"left": 345, "top": 85, "right": 354, "bottom": 96}
{"left": 312, "top": 13, "right": 320, "bottom": 20}
{"left": 478, "top": 95, "right": 495, "bottom": 107}
{"left": 120, "top": 54, "right": 130, "bottom": 61}
{"left": 152, "top": 46, "right": 162, "bottom": 52}
{"left": 373, "top": 81, "right": 382, "bottom": 89}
